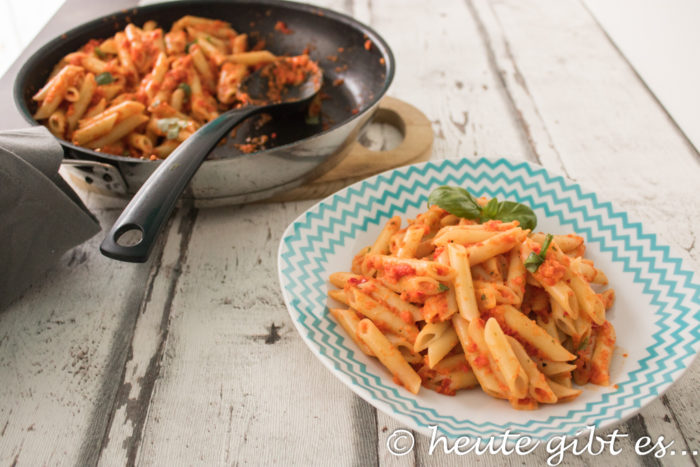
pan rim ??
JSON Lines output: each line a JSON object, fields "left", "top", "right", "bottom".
{"left": 13, "top": 0, "right": 395, "bottom": 165}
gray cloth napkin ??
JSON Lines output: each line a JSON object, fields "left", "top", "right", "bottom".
{"left": 0, "top": 126, "right": 100, "bottom": 309}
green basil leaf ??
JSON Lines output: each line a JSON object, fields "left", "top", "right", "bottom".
{"left": 540, "top": 233, "right": 554, "bottom": 257}
{"left": 95, "top": 72, "right": 114, "bottom": 85}
{"left": 482, "top": 198, "right": 500, "bottom": 219}
{"left": 178, "top": 82, "right": 192, "bottom": 97}
{"left": 94, "top": 47, "right": 106, "bottom": 59}
{"left": 492, "top": 200, "right": 537, "bottom": 231}
{"left": 524, "top": 252, "right": 544, "bottom": 273}
{"left": 427, "top": 186, "right": 482, "bottom": 219}
{"left": 438, "top": 283, "right": 449, "bottom": 292}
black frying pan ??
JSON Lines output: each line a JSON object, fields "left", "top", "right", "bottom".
{"left": 13, "top": 0, "right": 394, "bottom": 254}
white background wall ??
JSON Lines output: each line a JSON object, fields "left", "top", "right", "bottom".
{"left": 0, "top": 0, "right": 64, "bottom": 78}
{"left": 584, "top": 0, "right": 700, "bottom": 152}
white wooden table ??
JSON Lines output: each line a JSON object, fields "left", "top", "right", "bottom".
{"left": 1, "top": 0, "right": 698, "bottom": 465}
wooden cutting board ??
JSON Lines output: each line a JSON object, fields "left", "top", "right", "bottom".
{"left": 266, "top": 96, "right": 434, "bottom": 202}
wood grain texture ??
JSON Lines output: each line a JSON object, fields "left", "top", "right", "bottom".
{"left": 0, "top": 209, "right": 159, "bottom": 466}
{"left": 129, "top": 202, "right": 364, "bottom": 465}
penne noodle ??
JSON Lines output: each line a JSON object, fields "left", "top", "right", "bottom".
{"left": 385, "top": 334, "right": 423, "bottom": 364}
{"left": 83, "top": 98, "right": 107, "bottom": 120}
{"left": 329, "top": 272, "right": 360, "bottom": 289}
{"left": 170, "top": 88, "right": 186, "bottom": 112}
{"left": 67, "top": 73, "right": 96, "bottom": 131}
{"left": 506, "top": 336, "right": 557, "bottom": 404}
{"left": 127, "top": 133, "right": 154, "bottom": 156}
{"left": 481, "top": 257, "right": 503, "bottom": 282}
{"left": 470, "top": 264, "right": 491, "bottom": 282}
{"left": 33, "top": 65, "right": 83, "bottom": 119}
{"left": 99, "top": 38, "right": 118, "bottom": 54}
{"left": 357, "top": 280, "right": 422, "bottom": 322}
{"left": 599, "top": 289, "right": 615, "bottom": 310}
{"left": 365, "top": 254, "right": 455, "bottom": 282}
{"left": 536, "top": 315, "right": 560, "bottom": 342}
{"left": 370, "top": 216, "right": 401, "bottom": 255}
{"left": 328, "top": 289, "right": 349, "bottom": 306}
{"left": 465, "top": 228, "right": 526, "bottom": 266}
{"left": 72, "top": 112, "right": 118, "bottom": 145}
{"left": 47, "top": 109, "right": 67, "bottom": 138}
{"left": 547, "top": 378, "right": 582, "bottom": 402}
{"left": 475, "top": 286, "right": 497, "bottom": 312}
{"left": 573, "top": 329, "right": 596, "bottom": 386}
{"left": 465, "top": 317, "right": 509, "bottom": 399}
{"left": 506, "top": 245, "right": 527, "bottom": 306}
{"left": 484, "top": 318, "right": 529, "bottom": 399}
{"left": 345, "top": 287, "right": 419, "bottom": 343}
{"left": 80, "top": 55, "right": 108, "bottom": 74}
{"left": 79, "top": 100, "right": 146, "bottom": 129}
{"left": 64, "top": 86, "right": 80, "bottom": 102}
{"left": 453, "top": 315, "right": 506, "bottom": 398}
{"left": 566, "top": 269, "right": 605, "bottom": 325}
{"left": 414, "top": 321, "right": 450, "bottom": 352}
{"left": 590, "top": 321, "right": 615, "bottom": 385}
{"left": 397, "top": 224, "right": 426, "bottom": 258}
{"left": 448, "top": 243, "right": 479, "bottom": 321}
{"left": 328, "top": 308, "right": 375, "bottom": 357}
{"left": 433, "top": 228, "right": 500, "bottom": 246}
{"left": 491, "top": 305, "right": 576, "bottom": 362}
{"left": 85, "top": 114, "right": 148, "bottom": 149}
{"left": 190, "top": 45, "right": 216, "bottom": 91}
{"left": 571, "top": 257, "right": 608, "bottom": 285}
{"left": 533, "top": 358, "right": 577, "bottom": 376}
{"left": 153, "top": 139, "right": 179, "bottom": 158}
{"left": 232, "top": 33, "right": 248, "bottom": 54}
{"left": 549, "top": 297, "right": 578, "bottom": 337}
{"left": 427, "top": 326, "right": 459, "bottom": 368}
{"left": 356, "top": 319, "right": 421, "bottom": 394}
{"left": 143, "top": 20, "right": 158, "bottom": 32}
{"left": 115, "top": 32, "right": 138, "bottom": 79}
{"left": 474, "top": 281, "right": 519, "bottom": 305}
{"left": 226, "top": 50, "right": 277, "bottom": 66}
{"left": 531, "top": 232, "right": 584, "bottom": 253}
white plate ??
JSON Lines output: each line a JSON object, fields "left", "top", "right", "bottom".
{"left": 277, "top": 157, "right": 700, "bottom": 441}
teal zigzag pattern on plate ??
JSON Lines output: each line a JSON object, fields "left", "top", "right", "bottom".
{"left": 279, "top": 157, "right": 700, "bottom": 440}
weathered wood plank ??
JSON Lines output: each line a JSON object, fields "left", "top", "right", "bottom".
{"left": 126, "top": 202, "right": 363, "bottom": 465}
{"left": 97, "top": 205, "right": 196, "bottom": 465}
{"left": 351, "top": 0, "right": 531, "bottom": 163}
{"left": 480, "top": 0, "right": 700, "bottom": 265}
{"left": 0, "top": 208, "right": 159, "bottom": 466}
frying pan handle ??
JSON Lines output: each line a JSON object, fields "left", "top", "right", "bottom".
{"left": 100, "top": 106, "right": 261, "bottom": 262}
{"left": 312, "top": 96, "right": 433, "bottom": 183}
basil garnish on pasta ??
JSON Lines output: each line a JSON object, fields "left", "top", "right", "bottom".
{"left": 427, "top": 186, "right": 537, "bottom": 231}
{"left": 95, "top": 72, "right": 114, "bottom": 85}
{"left": 524, "top": 233, "right": 553, "bottom": 272}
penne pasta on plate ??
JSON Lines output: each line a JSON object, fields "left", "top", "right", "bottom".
{"left": 327, "top": 186, "right": 617, "bottom": 408}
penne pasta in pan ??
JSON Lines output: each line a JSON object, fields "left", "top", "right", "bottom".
{"left": 30, "top": 15, "right": 321, "bottom": 159}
